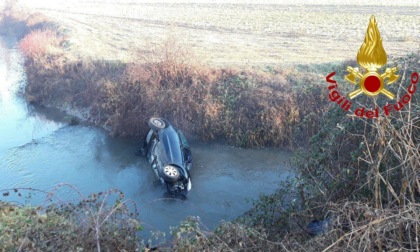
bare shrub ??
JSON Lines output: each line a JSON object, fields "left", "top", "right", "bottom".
{"left": 19, "top": 23, "right": 323, "bottom": 148}
{"left": 210, "top": 55, "right": 419, "bottom": 252}
{"left": 0, "top": 184, "right": 141, "bottom": 251}
{"left": 100, "top": 38, "right": 306, "bottom": 147}
{"left": 18, "top": 29, "right": 61, "bottom": 59}
{"left": 276, "top": 59, "right": 420, "bottom": 250}
{"left": 171, "top": 217, "right": 283, "bottom": 251}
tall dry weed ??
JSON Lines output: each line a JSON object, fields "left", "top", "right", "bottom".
{"left": 18, "top": 29, "right": 61, "bottom": 59}
{"left": 280, "top": 63, "right": 420, "bottom": 251}
{"left": 112, "top": 38, "right": 305, "bottom": 147}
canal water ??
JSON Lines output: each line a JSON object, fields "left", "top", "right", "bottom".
{"left": 0, "top": 35, "right": 292, "bottom": 236}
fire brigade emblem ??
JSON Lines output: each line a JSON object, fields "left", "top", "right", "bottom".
{"left": 345, "top": 16, "right": 399, "bottom": 99}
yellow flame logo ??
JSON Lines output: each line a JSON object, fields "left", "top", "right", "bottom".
{"left": 345, "top": 16, "right": 399, "bottom": 99}
{"left": 357, "top": 16, "right": 387, "bottom": 70}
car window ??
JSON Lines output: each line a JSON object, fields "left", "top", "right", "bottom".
{"left": 177, "top": 130, "right": 189, "bottom": 149}
{"left": 146, "top": 129, "right": 154, "bottom": 144}
{"left": 156, "top": 142, "right": 168, "bottom": 164}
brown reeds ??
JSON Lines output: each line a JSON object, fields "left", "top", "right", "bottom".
{"left": 21, "top": 26, "right": 313, "bottom": 148}
{"left": 12, "top": 10, "right": 420, "bottom": 251}
{"left": 276, "top": 64, "right": 420, "bottom": 251}
{"left": 18, "top": 29, "right": 61, "bottom": 58}
{"left": 178, "top": 66, "right": 420, "bottom": 251}
{"left": 0, "top": 184, "right": 140, "bottom": 251}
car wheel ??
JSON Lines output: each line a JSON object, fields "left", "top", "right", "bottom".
{"left": 162, "top": 165, "right": 180, "bottom": 182}
{"left": 148, "top": 118, "right": 166, "bottom": 131}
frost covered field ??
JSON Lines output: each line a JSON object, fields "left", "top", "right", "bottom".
{"left": 21, "top": 1, "right": 419, "bottom": 67}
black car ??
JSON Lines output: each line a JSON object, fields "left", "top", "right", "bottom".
{"left": 141, "top": 118, "right": 192, "bottom": 197}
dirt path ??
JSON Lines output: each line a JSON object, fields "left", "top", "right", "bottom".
{"left": 25, "top": 3, "right": 420, "bottom": 67}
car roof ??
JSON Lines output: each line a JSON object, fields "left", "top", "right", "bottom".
{"left": 157, "top": 125, "right": 183, "bottom": 167}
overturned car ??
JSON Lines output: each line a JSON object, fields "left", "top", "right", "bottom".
{"left": 141, "top": 118, "right": 192, "bottom": 197}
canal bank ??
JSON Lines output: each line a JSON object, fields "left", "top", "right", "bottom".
{"left": 0, "top": 27, "right": 293, "bottom": 249}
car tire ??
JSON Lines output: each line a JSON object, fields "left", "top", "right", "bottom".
{"left": 162, "top": 165, "right": 180, "bottom": 183}
{"left": 148, "top": 118, "right": 167, "bottom": 131}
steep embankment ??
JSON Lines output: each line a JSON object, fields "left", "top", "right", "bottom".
{"left": 2, "top": 6, "right": 420, "bottom": 251}
{"left": 13, "top": 10, "right": 330, "bottom": 149}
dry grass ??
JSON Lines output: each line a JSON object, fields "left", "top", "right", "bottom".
{"left": 18, "top": 29, "right": 61, "bottom": 58}
{"left": 271, "top": 64, "right": 419, "bottom": 250}
{"left": 17, "top": 9, "right": 417, "bottom": 150}
{"left": 166, "top": 64, "right": 420, "bottom": 251}
{"left": 92, "top": 38, "right": 302, "bottom": 147}
{"left": 276, "top": 201, "right": 420, "bottom": 251}
{"left": 0, "top": 184, "right": 141, "bottom": 251}
{"left": 20, "top": 24, "right": 317, "bottom": 147}
{"left": 4, "top": 4, "right": 420, "bottom": 251}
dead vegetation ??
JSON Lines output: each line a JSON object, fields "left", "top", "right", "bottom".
{"left": 2, "top": 6, "right": 420, "bottom": 251}
{"left": 18, "top": 20, "right": 324, "bottom": 148}
{"left": 284, "top": 96, "right": 420, "bottom": 251}
{"left": 18, "top": 29, "right": 61, "bottom": 58}
{"left": 165, "top": 64, "right": 420, "bottom": 251}
{"left": 0, "top": 184, "right": 141, "bottom": 251}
